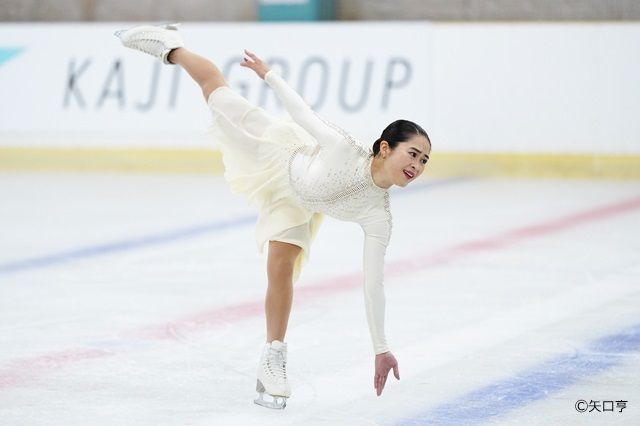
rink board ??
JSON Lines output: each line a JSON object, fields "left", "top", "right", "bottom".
{"left": 1, "top": 147, "right": 639, "bottom": 179}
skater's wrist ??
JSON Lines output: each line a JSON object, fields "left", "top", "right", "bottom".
{"left": 263, "top": 69, "right": 275, "bottom": 82}
{"left": 258, "top": 67, "right": 271, "bottom": 80}
{"left": 374, "top": 345, "right": 390, "bottom": 356}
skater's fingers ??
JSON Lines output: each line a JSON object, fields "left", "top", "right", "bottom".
{"left": 379, "top": 377, "right": 386, "bottom": 395}
{"left": 244, "top": 49, "right": 260, "bottom": 61}
{"left": 393, "top": 364, "right": 400, "bottom": 380}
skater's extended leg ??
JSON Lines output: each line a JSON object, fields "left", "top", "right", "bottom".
{"left": 168, "top": 48, "right": 228, "bottom": 101}
{"left": 266, "top": 240, "right": 301, "bottom": 343}
{"left": 115, "top": 24, "right": 226, "bottom": 100}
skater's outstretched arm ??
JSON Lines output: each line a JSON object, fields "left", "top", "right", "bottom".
{"left": 362, "top": 218, "right": 401, "bottom": 396}
{"left": 241, "top": 50, "right": 342, "bottom": 147}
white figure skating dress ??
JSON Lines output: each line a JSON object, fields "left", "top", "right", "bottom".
{"left": 208, "top": 71, "right": 392, "bottom": 354}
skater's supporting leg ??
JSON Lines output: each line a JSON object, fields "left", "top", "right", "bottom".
{"left": 168, "top": 48, "right": 228, "bottom": 101}
{"left": 266, "top": 241, "right": 301, "bottom": 342}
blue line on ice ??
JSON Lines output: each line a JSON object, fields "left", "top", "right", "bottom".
{"left": 0, "top": 177, "right": 469, "bottom": 276}
{"left": 397, "top": 322, "right": 640, "bottom": 425}
{"left": 0, "top": 216, "right": 255, "bottom": 276}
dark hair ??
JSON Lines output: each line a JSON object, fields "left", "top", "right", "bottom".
{"left": 372, "top": 119, "right": 430, "bottom": 156}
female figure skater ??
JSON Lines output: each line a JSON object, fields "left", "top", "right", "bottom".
{"left": 115, "top": 23, "right": 431, "bottom": 409}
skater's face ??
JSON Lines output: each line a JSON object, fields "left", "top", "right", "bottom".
{"left": 381, "top": 135, "right": 431, "bottom": 188}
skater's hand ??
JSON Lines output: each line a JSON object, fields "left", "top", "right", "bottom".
{"left": 374, "top": 351, "right": 400, "bottom": 396}
{"left": 240, "top": 49, "right": 270, "bottom": 80}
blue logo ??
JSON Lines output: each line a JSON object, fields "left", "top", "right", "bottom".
{"left": 0, "top": 48, "right": 24, "bottom": 66}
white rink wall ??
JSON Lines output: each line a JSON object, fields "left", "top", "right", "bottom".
{"left": 0, "top": 22, "right": 639, "bottom": 154}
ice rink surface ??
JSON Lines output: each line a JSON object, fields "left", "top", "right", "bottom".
{"left": 0, "top": 172, "right": 639, "bottom": 425}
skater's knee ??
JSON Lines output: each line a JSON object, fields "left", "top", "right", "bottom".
{"left": 267, "top": 241, "right": 301, "bottom": 280}
{"left": 202, "top": 79, "right": 228, "bottom": 101}
{"left": 267, "top": 255, "right": 296, "bottom": 279}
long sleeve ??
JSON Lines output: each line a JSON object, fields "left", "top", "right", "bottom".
{"left": 361, "top": 216, "right": 392, "bottom": 355}
{"left": 264, "top": 70, "right": 341, "bottom": 148}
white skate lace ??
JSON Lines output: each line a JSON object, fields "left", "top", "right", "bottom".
{"left": 266, "top": 348, "right": 287, "bottom": 382}
{"left": 127, "top": 35, "right": 166, "bottom": 57}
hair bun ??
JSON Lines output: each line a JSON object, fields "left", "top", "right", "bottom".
{"left": 372, "top": 137, "right": 383, "bottom": 155}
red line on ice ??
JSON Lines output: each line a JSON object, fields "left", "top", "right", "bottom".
{"left": 1, "top": 195, "right": 639, "bottom": 389}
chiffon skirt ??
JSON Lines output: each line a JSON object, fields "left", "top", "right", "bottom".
{"left": 207, "top": 86, "right": 324, "bottom": 283}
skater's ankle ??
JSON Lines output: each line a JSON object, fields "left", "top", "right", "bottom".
{"left": 167, "top": 48, "right": 182, "bottom": 64}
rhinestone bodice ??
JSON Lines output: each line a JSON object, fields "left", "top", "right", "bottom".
{"left": 287, "top": 139, "right": 390, "bottom": 223}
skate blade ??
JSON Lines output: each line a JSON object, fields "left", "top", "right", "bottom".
{"left": 254, "top": 380, "right": 287, "bottom": 409}
{"left": 254, "top": 392, "right": 287, "bottom": 409}
{"left": 159, "top": 22, "right": 181, "bottom": 30}
{"left": 113, "top": 22, "right": 180, "bottom": 39}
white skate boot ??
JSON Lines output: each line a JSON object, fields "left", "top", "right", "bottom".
{"left": 254, "top": 340, "right": 291, "bottom": 409}
{"left": 114, "top": 23, "right": 184, "bottom": 64}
